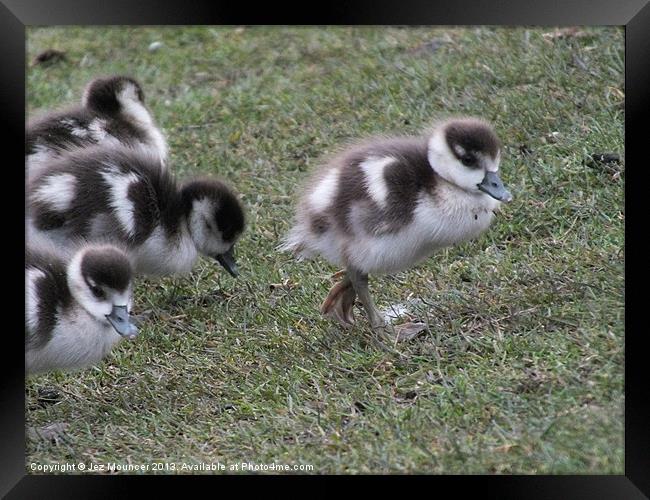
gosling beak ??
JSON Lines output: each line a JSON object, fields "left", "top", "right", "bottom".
{"left": 106, "top": 305, "right": 138, "bottom": 340}
{"left": 215, "top": 247, "right": 239, "bottom": 278}
{"left": 478, "top": 171, "right": 513, "bottom": 203}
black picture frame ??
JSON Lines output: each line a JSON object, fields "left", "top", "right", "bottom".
{"left": 3, "top": 0, "right": 645, "bottom": 497}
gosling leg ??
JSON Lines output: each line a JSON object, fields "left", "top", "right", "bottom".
{"left": 348, "top": 268, "right": 427, "bottom": 341}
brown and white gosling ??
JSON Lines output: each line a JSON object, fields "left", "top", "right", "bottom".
{"left": 27, "top": 145, "right": 245, "bottom": 278}
{"left": 26, "top": 75, "right": 168, "bottom": 181}
{"left": 26, "top": 237, "right": 138, "bottom": 374}
{"left": 280, "top": 117, "right": 513, "bottom": 340}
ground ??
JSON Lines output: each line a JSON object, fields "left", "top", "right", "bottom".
{"left": 26, "top": 26, "right": 624, "bottom": 474}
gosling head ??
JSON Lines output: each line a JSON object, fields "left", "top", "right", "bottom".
{"left": 182, "top": 179, "right": 245, "bottom": 278}
{"left": 428, "top": 117, "right": 513, "bottom": 203}
{"left": 82, "top": 75, "right": 149, "bottom": 123}
{"left": 67, "top": 245, "right": 138, "bottom": 339}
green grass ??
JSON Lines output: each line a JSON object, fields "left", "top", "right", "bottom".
{"left": 26, "top": 26, "right": 624, "bottom": 474}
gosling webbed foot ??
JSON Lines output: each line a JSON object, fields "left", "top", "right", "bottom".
{"left": 320, "top": 276, "right": 357, "bottom": 328}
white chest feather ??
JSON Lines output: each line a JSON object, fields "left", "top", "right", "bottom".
{"left": 131, "top": 225, "right": 198, "bottom": 275}
{"left": 26, "top": 308, "right": 122, "bottom": 374}
{"left": 347, "top": 186, "right": 499, "bottom": 274}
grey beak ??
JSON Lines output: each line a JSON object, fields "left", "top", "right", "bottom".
{"left": 106, "top": 305, "right": 138, "bottom": 340}
{"left": 215, "top": 247, "right": 239, "bottom": 278}
{"left": 478, "top": 171, "right": 513, "bottom": 203}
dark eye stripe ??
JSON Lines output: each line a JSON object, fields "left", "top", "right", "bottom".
{"left": 84, "top": 276, "right": 106, "bottom": 299}
{"left": 461, "top": 154, "right": 480, "bottom": 168}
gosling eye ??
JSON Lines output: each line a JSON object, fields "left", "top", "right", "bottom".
{"left": 90, "top": 285, "right": 105, "bottom": 300}
{"left": 461, "top": 155, "right": 475, "bottom": 167}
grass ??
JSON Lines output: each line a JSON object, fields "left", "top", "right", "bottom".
{"left": 25, "top": 26, "right": 624, "bottom": 474}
